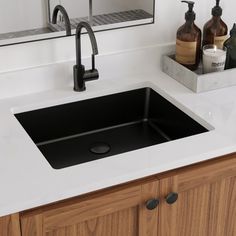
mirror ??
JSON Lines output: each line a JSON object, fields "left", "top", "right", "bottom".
{"left": 0, "top": 0, "right": 155, "bottom": 46}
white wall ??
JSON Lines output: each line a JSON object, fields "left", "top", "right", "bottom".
{"left": 93, "top": 0, "right": 153, "bottom": 15}
{"left": 50, "top": 0, "right": 89, "bottom": 20}
{"left": 0, "top": 0, "right": 235, "bottom": 73}
{"left": 0, "top": 0, "right": 47, "bottom": 33}
{"left": 50, "top": 0, "right": 153, "bottom": 22}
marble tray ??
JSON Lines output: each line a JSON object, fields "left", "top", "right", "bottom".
{"left": 162, "top": 54, "right": 236, "bottom": 93}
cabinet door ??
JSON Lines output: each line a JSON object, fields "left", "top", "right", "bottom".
{"left": 0, "top": 213, "right": 21, "bottom": 236}
{"left": 21, "top": 180, "right": 159, "bottom": 236}
{"left": 159, "top": 155, "right": 236, "bottom": 236}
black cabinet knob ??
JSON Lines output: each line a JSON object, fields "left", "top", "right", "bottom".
{"left": 166, "top": 192, "right": 178, "bottom": 204}
{"left": 146, "top": 198, "right": 160, "bottom": 210}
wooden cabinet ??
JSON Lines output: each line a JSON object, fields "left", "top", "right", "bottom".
{"left": 0, "top": 213, "right": 21, "bottom": 236}
{"left": 21, "top": 181, "right": 159, "bottom": 236}
{"left": 4, "top": 153, "right": 236, "bottom": 236}
{"left": 158, "top": 154, "right": 236, "bottom": 236}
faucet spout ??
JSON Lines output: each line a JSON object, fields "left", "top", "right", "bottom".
{"left": 52, "top": 5, "right": 71, "bottom": 36}
{"left": 75, "top": 22, "right": 98, "bottom": 68}
{"left": 73, "top": 22, "right": 99, "bottom": 92}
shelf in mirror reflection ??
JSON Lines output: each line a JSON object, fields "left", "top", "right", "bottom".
{"left": 0, "top": 16, "right": 153, "bottom": 47}
{"left": 0, "top": 0, "right": 155, "bottom": 47}
{"left": 49, "top": 9, "right": 153, "bottom": 32}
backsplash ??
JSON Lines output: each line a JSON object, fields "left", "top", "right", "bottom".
{"left": 0, "top": 44, "right": 175, "bottom": 100}
{"left": 0, "top": 0, "right": 235, "bottom": 73}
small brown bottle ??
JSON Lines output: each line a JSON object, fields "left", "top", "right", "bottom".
{"left": 176, "top": 1, "right": 201, "bottom": 71}
{"left": 202, "top": 0, "right": 228, "bottom": 49}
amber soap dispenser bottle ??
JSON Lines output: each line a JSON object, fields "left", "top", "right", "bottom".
{"left": 202, "top": 0, "right": 228, "bottom": 48}
{"left": 176, "top": 1, "right": 201, "bottom": 71}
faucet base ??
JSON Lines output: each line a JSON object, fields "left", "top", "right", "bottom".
{"left": 73, "top": 65, "right": 99, "bottom": 92}
{"left": 73, "top": 65, "right": 86, "bottom": 92}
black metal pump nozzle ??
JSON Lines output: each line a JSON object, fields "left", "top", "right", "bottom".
{"left": 212, "top": 0, "right": 223, "bottom": 17}
{"left": 181, "top": 1, "right": 196, "bottom": 22}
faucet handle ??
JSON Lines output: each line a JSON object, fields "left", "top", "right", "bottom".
{"left": 83, "top": 53, "right": 99, "bottom": 81}
{"left": 84, "top": 68, "right": 99, "bottom": 81}
{"left": 73, "top": 63, "right": 99, "bottom": 91}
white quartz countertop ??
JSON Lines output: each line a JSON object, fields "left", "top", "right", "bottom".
{"left": 1, "top": 44, "right": 236, "bottom": 217}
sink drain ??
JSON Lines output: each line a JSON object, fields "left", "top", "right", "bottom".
{"left": 89, "top": 142, "right": 111, "bottom": 155}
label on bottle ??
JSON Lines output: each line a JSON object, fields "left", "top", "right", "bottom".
{"left": 176, "top": 39, "right": 197, "bottom": 65}
{"left": 214, "top": 35, "right": 228, "bottom": 49}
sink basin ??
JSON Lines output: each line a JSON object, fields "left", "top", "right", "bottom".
{"left": 15, "top": 87, "right": 208, "bottom": 169}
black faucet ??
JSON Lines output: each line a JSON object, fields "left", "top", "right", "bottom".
{"left": 52, "top": 5, "right": 71, "bottom": 36}
{"left": 73, "top": 22, "right": 99, "bottom": 92}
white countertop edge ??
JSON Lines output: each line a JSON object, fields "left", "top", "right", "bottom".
{"left": 1, "top": 145, "right": 235, "bottom": 217}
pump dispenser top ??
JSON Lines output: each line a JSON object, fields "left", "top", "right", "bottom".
{"left": 212, "top": 0, "right": 222, "bottom": 16}
{"left": 175, "top": 0, "right": 201, "bottom": 71}
{"left": 182, "top": 1, "right": 195, "bottom": 21}
{"left": 203, "top": 0, "right": 228, "bottom": 48}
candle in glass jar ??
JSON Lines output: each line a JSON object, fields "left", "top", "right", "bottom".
{"left": 203, "top": 45, "right": 227, "bottom": 74}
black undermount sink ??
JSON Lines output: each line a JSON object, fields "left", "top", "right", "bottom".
{"left": 15, "top": 87, "right": 208, "bottom": 169}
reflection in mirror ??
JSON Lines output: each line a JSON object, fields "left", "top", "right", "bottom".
{"left": 48, "top": 0, "right": 89, "bottom": 33}
{"left": 49, "top": 0, "right": 154, "bottom": 32}
{"left": 52, "top": 5, "right": 72, "bottom": 35}
{"left": 92, "top": 0, "right": 154, "bottom": 30}
{"left": 0, "top": 0, "right": 155, "bottom": 47}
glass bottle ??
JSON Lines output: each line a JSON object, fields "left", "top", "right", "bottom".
{"left": 203, "top": 0, "right": 228, "bottom": 49}
{"left": 176, "top": 1, "right": 201, "bottom": 71}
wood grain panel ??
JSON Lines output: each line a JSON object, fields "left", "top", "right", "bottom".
{"left": 43, "top": 186, "right": 141, "bottom": 231}
{"left": 139, "top": 181, "right": 159, "bottom": 236}
{"left": 178, "top": 156, "right": 236, "bottom": 192}
{"left": 223, "top": 176, "right": 236, "bottom": 236}
{"left": 21, "top": 214, "right": 43, "bottom": 236}
{"left": 76, "top": 207, "right": 138, "bottom": 236}
{"left": 0, "top": 213, "right": 21, "bottom": 236}
{"left": 158, "top": 176, "right": 178, "bottom": 236}
{"left": 42, "top": 207, "right": 138, "bottom": 236}
{"left": 45, "top": 225, "right": 77, "bottom": 236}
{"left": 20, "top": 154, "right": 236, "bottom": 236}
{"left": 207, "top": 179, "right": 229, "bottom": 236}
{"left": 21, "top": 180, "right": 159, "bottom": 236}
{"left": 177, "top": 184, "right": 210, "bottom": 236}
{"left": 159, "top": 157, "right": 236, "bottom": 236}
